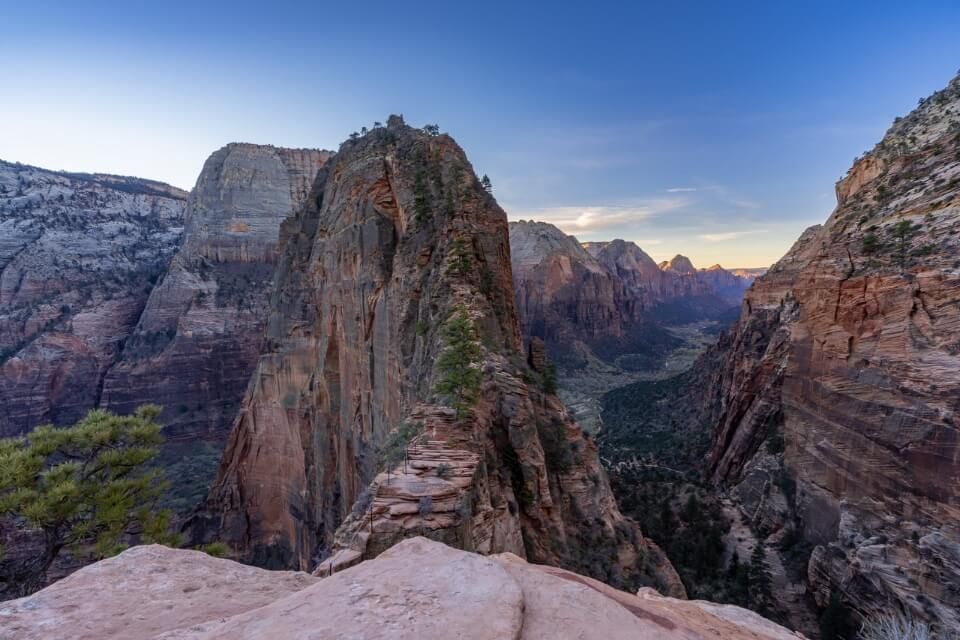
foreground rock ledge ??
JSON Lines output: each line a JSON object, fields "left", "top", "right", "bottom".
{"left": 1, "top": 538, "right": 802, "bottom": 640}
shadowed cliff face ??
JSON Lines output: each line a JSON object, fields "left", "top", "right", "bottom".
{"left": 510, "top": 222, "right": 749, "bottom": 372}
{"left": 99, "top": 144, "right": 331, "bottom": 510}
{"left": 703, "top": 74, "right": 960, "bottom": 631}
{"left": 190, "top": 119, "right": 683, "bottom": 595}
{"left": 512, "top": 223, "right": 623, "bottom": 343}
{"left": 0, "top": 161, "right": 187, "bottom": 434}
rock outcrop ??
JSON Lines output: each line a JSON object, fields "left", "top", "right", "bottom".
{"left": 0, "top": 161, "right": 187, "bottom": 435}
{"left": 659, "top": 254, "right": 698, "bottom": 275}
{"left": 99, "top": 144, "right": 330, "bottom": 509}
{"left": 1, "top": 538, "right": 803, "bottom": 640}
{"left": 702, "top": 73, "right": 960, "bottom": 632}
{"left": 189, "top": 119, "right": 682, "bottom": 595}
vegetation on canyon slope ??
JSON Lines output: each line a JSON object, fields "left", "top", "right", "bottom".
{"left": 434, "top": 305, "right": 484, "bottom": 419}
{"left": 0, "top": 405, "right": 179, "bottom": 595}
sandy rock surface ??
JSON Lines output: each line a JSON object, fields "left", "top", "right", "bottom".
{"left": 0, "top": 545, "right": 316, "bottom": 640}
{"left": 3, "top": 538, "right": 803, "bottom": 640}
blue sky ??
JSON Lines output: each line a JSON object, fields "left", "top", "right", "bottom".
{"left": 2, "top": 1, "right": 958, "bottom": 267}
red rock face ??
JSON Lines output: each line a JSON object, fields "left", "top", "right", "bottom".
{"left": 99, "top": 144, "right": 331, "bottom": 509}
{"left": 510, "top": 224, "right": 749, "bottom": 370}
{"left": 0, "top": 162, "right": 187, "bottom": 435}
{"left": 511, "top": 223, "right": 632, "bottom": 343}
{"left": 705, "top": 74, "right": 960, "bottom": 631}
{"left": 190, "top": 120, "right": 683, "bottom": 595}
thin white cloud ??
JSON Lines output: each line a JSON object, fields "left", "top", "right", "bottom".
{"left": 508, "top": 198, "right": 688, "bottom": 235}
{"left": 698, "top": 229, "right": 768, "bottom": 242}
{"left": 667, "top": 187, "right": 698, "bottom": 193}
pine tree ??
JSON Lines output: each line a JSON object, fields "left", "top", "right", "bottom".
{"left": 480, "top": 174, "right": 492, "bottom": 192}
{"left": 434, "top": 306, "right": 483, "bottom": 420}
{"left": 413, "top": 167, "right": 432, "bottom": 223}
{"left": 378, "top": 421, "right": 422, "bottom": 482}
{"left": 683, "top": 493, "right": 702, "bottom": 523}
{"left": 748, "top": 543, "right": 774, "bottom": 615}
{"left": 0, "top": 405, "right": 179, "bottom": 596}
{"left": 818, "top": 591, "right": 853, "bottom": 640}
{"left": 890, "top": 220, "right": 917, "bottom": 271}
{"left": 542, "top": 363, "right": 558, "bottom": 395}
{"left": 449, "top": 238, "right": 473, "bottom": 275}
{"left": 726, "top": 550, "right": 750, "bottom": 606}
{"left": 656, "top": 496, "right": 676, "bottom": 540}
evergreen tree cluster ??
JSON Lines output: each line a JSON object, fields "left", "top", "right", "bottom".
{"left": 434, "top": 305, "right": 483, "bottom": 420}
{"left": 0, "top": 405, "right": 179, "bottom": 596}
{"left": 378, "top": 421, "right": 423, "bottom": 481}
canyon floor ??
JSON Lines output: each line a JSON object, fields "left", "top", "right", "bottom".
{"left": 559, "top": 319, "right": 728, "bottom": 433}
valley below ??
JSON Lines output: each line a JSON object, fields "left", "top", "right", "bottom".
{"left": 558, "top": 319, "right": 729, "bottom": 432}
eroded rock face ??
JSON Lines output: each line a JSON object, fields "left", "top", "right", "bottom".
{"left": 0, "top": 161, "right": 187, "bottom": 435}
{"left": 704, "top": 73, "right": 960, "bottom": 631}
{"left": 512, "top": 221, "right": 628, "bottom": 343}
{"left": 99, "top": 144, "right": 330, "bottom": 509}
{"left": 510, "top": 222, "right": 750, "bottom": 371}
{"left": 190, "top": 120, "right": 682, "bottom": 594}
{"left": 1, "top": 538, "right": 802, "bottom": 640}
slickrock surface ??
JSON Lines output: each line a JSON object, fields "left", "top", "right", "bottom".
{"left": 1, "top": 538, "right": 802, "bottom": 640}
{"left": 189, "top": 118, "right": 683, "bottom": 595}
{"left": 0, "top": 545, "right": 316, "bottom": 640}
{"left": 0, "top": 161, "right": 187, "bottom": 434}
{"left": 701, "top": 73, "right": 960, "bottom": 631}
{"left": 99, "top": 144, "right": 330, "bottom": 509}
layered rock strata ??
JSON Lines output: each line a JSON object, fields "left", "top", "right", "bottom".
{"left": 190, "top": 118, "right": 682, "bottom": 594}
{"left": 703, "top": 73, "right": 960, "bottom": 632}
{"left": 100, "top": 144, "right": 330, "bottom": 508}
{"left": 0, "top": 161, "right": 187, "bottom": 434}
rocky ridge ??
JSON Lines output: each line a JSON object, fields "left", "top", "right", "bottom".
{"left": 189, "top": 118, "right": 683, "bottom": 595}
{"left": 0, "top": 161, "right": 187, "bottom": 434}
{"left": 701, "top": 73, "right": 960, "bottom": 632}
{"left": 98, "top": 144, "right": 330, "bottom": 509}
{"left": 1, "top": 538, "right": 803, "bottom": 640}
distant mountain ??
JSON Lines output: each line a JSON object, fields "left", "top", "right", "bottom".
{"left": 509, "top": 221, "right": 751, "bottom": 370}
{"left": 0, "top": 160, "right": 188, "bottom": 434}
{"left": 729, "top": 267, "right": 767, "bottom": 280}
{"left": 100, "top": 144, "right": 332, "bottom": 510}
{"left": 0, "top": 147, "right": 332, "bottom": 514}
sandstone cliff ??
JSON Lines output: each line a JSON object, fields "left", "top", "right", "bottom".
{"left": 0, "top": 161, "right": 187, "bottom": 435}
{"left": 2, "top": 538, "right": 802, "bottom": 640}
{"left": 190, "top": 119, "right": 682, "bottom": 595}
{"left": 703, "top": 73, "right": 960, "bottom": 632}
{"left": 510, "top": 222, "right": 680, "bottom": 371}
{"left": 99, "top": 144, "right": 330, "bottom": 509}
{"left": 510, "top": 222, "right": 749, "bottom": 372}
